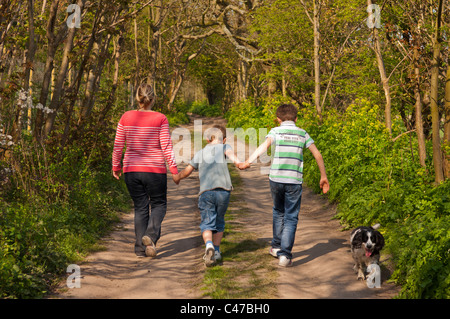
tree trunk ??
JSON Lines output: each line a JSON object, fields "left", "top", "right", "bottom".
{"left": 167, "top": 47, "right": 203, "bottom": 110}
{"left": 429, "top": 0, "right": 444, "bottom": 184}
{"left": 133, "top": 5, "right": 140, "bottom": 97}
{"left": 79, "top": 40, "right": 100, "bottom": 122}
{"left": 34, "top": 0, "right": 61, "bottom": 141}
{"left": 444, "top": 57, "right": 450, "bottom": 179}
{"left": 238, "top": 60, "right": 248, "bottom": 100}
{"left": 12, "top": 0, "right": 36, "bottom": 141}
{"left": 413, "top": 44, "right": 426, "bottom": 167}
{"left": 167, "top": 73, "right": 184, "bottom": 110}
{"left": 313, "top": 0, "right": 321, "bottom": 120}
{"left": 367, "top": 0, "right": 392, "bottom": 135}
{"left": 79, "top": 32, "right": 112, "bottom": 123}
{"left": 102, "top": 29, "right": 124, "bottom": 117}
{"left": 23, "top": 0, "right": 36, "bottom": 93}
{"left": 42, "top": 0, "right": 85, "bottom": 140}
{"left": 148, "top": 1, "right": 163, "bottom": 90}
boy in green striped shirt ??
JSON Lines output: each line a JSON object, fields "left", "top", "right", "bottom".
{"left": 239, "top": 104, "right": 329, "bottom": 267}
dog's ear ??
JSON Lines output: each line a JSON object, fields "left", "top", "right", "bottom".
{"left": 374, "top": 231, "right": 385, "bottom": 250}
{"left": 351, "top": 229, "right": 362, "bottom": 245}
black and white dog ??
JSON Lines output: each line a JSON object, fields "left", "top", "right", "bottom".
{"left": 350, "top": 224, "right": 385, "bottom": 281}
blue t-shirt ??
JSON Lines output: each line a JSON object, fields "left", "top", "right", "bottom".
{"left": 189, "top": 143, "right": 233, "bottom": 195}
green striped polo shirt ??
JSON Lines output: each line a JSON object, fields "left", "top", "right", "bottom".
{"left": 266, "top": 121, "right": 314, "bottom": 184}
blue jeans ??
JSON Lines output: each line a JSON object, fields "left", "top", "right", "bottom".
{"left": 198, "top": 189, "right": 230, "bottom": 233}
{"left": 270, "top": 181, "right": 303, "bottom": 259}
{"left": 124, "top": 172, "right": 167, "bottom": 256}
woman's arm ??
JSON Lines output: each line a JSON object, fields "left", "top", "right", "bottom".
{"left": 159, "top": 116, "right": 178, "bottom": 175}
{"left": 112, "top": 120, "right": 125, "bottom": 179}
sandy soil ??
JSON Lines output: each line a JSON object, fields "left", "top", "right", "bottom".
{"left": 238, "top": 163, "right": 400, "bottom": 298}
{"left": 53, "top": 115, "right": 399, "bottom": 299}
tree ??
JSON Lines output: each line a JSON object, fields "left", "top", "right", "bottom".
{"left": 429, "top": 0, "right": 444, "bottom": 183}
{"left": 299, "top": 0, "right": 321, "bottom": 118}
{"left": 367, "top": 0, "right": 392, "bottom": 135}
{"left": 413, "top": 36, "right": 427, "bottom": 168}
{"left": 444, "top": 50, "right": 450, "bottom": 178}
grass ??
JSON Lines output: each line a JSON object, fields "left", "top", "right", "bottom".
{"left": 200, "top": 164, "right": 279, "bottom": 299}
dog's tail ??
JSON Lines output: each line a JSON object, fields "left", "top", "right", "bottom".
{"left": 372, "top": 223, "right": 381, "bottom": 230}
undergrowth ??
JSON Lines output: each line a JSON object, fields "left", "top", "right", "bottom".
{"left": 0, "top": 135, "right": 130, "bottom": 298}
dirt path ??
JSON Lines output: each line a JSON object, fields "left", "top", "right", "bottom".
{"left": 53, "top": 118, "right": 205, "bottom": 299}
{"left": 53, "top": 115, "right": 399, "bottom": 299}
{"left": 54, "top": 175, "right": 204, "bottom": 299}
{"left": 236, "top": 159, "right": 400, "bottom": 298}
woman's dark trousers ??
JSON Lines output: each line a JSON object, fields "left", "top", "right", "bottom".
{"left": 124, "top": 172, "right": 167, "bottom": 256}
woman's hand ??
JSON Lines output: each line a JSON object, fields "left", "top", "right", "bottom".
{"left": 172, "top": 174, "right": 180, "bottom": 185}
{"left": 112, "top": 170, "right": 122, "bottom": 180}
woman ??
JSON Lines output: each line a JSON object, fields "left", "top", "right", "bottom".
{"left": 112, "top": 83, "right": 178, "bottom": 258}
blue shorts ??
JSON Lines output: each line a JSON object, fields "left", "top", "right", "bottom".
{"left": 198, "top": 189, "right": 230, "bottom": 233}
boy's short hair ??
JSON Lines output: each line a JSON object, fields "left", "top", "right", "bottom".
{"left": 206, "top": 124, "right": 227, "bottom": 142}
{"left": 276, "top": 104, "right": 298, "bottom": 122}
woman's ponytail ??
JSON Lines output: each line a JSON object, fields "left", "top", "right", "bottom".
{"left": 136, "top": 83, "right": 156, "bottom": 109}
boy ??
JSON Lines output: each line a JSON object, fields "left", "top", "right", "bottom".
{"left": 239, "top": 104, "right": 329, "bottom": 267}
{"left": 173, "top": 125, "right": 240, "bottom": 266}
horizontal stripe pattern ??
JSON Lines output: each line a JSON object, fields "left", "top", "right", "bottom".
{"left": 266, "top": 121, "right": 313, "bottom": 184}
{"left": 112, "top": 110, "right": 178, "bottom": 174}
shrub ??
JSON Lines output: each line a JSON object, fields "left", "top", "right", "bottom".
{"left": 189, "top": 100, "right": 222, "bottom": 117}
{"left": 166, "top": 111, "right": 190, "bottom": 126}
{"left": 299, "top": 99, "right": 449, "bottom": 298}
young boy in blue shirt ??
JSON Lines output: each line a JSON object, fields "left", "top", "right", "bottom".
{"left": 239, "top": 104, "right": 329, "bottom": 267}
{"left": 173, "top": 125, "right": 240, "bottom": 266}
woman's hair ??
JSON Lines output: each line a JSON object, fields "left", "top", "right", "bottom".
{"left": 136, "top": 83, "right": 156, "bottom": 109}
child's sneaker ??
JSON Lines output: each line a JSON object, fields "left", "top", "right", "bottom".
{"left": 269, "top": 247, "right": 280, "bottom": 258}
{"left": 278, "top": 255, "right": 293, "bottom": 267}
{"left": 203, "top": 245, "right": 216, "bottom": 267}
{"left": 214, "top": 250, "right": 222, "bottom": 261}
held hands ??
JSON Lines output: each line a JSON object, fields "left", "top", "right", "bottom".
{"left": 172, "top": 165, "right": 193, "bottom": 185}
{"left": 172, "top": 174, "right": 180, "bottom": 185}
{"left": 237, "top": 161, "right": 251, "bottom": 170}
